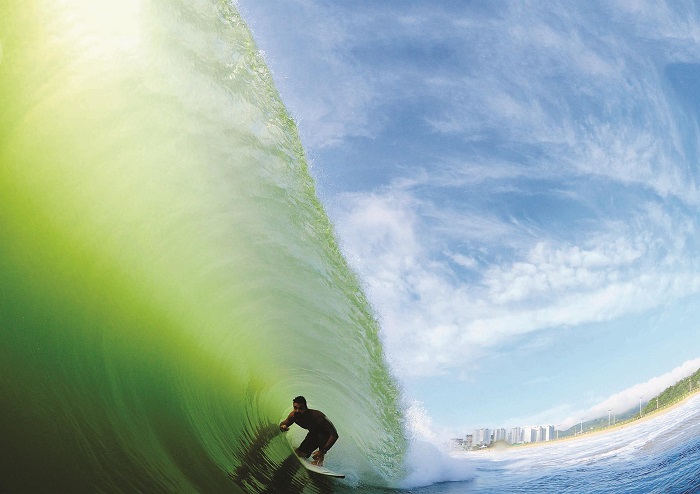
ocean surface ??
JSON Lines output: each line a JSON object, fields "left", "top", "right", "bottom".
{"left": 427, "top": 394, "right": 700, "bottom": 494}
{"left": 2, "top": 1, "right": 700, "bottom": 493}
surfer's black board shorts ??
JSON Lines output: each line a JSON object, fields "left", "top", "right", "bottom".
{"left": 297, "top": 431, "right": 330, "bottom": 457}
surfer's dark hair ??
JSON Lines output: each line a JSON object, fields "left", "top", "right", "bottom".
{"left": 293, "top": 396, "right": 307, "bottom": 407}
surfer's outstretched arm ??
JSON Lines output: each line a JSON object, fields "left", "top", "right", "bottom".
{"left": 279, "top": 412, "right": 295, "bottom": 432}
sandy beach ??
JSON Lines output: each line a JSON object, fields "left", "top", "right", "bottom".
{"left": 471, "top": 388, "right": 700, "bottom": 452}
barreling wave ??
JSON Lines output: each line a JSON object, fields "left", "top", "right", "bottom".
{"left": 0, "top": 1, "right": 407, "bottom": 492}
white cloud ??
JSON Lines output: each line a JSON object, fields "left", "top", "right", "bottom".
{"left": 334, "top": 186, "right": 700, "bottom": 378}
{"left": 573, "top": 121, "right": 700, "bottom": 207}
{"left": 482, "top": 238, "right": 646, "bottom": 304}
{"left": 447, "top": 252, "right": 478, "bottom": 270}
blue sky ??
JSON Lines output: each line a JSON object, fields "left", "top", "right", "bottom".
{"left": 236, "top": 0, "right": 700, "bottom": 438}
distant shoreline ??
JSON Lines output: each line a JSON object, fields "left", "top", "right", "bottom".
{"left": 472, "top": 388, "right": 700, "bottom": 452}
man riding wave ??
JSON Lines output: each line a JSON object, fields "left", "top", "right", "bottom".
{"left": 279, "top": 396, "right": 338, "bottom": 466}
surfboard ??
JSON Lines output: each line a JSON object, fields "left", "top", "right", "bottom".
{"left": 285, "top": 437, "right": 345, "bottom": 478}
{"left": 296, "top": 457, "right": 345, "bottom": 478}
{"left": 281, "top": 411, "right": 345, "bottom": 478}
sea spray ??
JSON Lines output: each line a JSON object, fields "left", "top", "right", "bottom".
{"left": 0, "top": 0, "right": 407, "bottom": 491}
{"left": 396, "top": 401, "right": 475, "bottom": 489}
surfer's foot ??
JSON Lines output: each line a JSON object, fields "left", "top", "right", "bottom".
{"left": 311, "top": 450, "right": 325, "bottom": 466}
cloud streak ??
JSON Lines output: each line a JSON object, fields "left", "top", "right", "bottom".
{"left": 335, "top": 186, "right": 700, "bottom": 378}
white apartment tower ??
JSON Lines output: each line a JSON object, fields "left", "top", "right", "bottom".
{"left": 508, "top": 427, "right": 522, "bottom": 444}
{"left": 474, "top": 428, "right": 491, "bottom": 446}
{"left": 544, "top": 425, "right": 555, "bottom": 442}
{"left": 493, "top": 428, "right": 507, "bottom": 442}
{"left": 521, "top": 426, "right": 537, "bottom": 443}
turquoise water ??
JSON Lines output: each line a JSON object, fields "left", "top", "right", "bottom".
{"left": 0, "top": 1, "right": 406, "bottom": 492}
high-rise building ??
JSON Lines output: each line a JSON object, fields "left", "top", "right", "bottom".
{"left": 521, "top": 426, "right": 537, "bottom": 443}
{"left": 493, "top": 428, "right": 507, "bottom": 442}
{"left": 544, "top": 425, "right": 555, "bottom": 441}
{"left": 508, "top": 427, "right": 522, "bottom": 444}
{"left": 474, "top": 428, "right": 491, "bottom": 446}
{"left": 464, "top": 434, "right": 473, "bottom": 449}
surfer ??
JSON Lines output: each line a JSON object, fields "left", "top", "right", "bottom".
{"left": 279, "top": 396, "right": 338, "bottom": 466}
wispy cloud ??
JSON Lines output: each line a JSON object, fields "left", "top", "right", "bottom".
{"left": 334, "top": 186, "right": 700, "bottom": 378}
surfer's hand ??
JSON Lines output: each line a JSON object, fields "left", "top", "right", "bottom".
{"left": 311, "top": 450, "right": 325, "bottom": 466}
{"left": 279, "top": 424, "right": 288, "bottom": 432}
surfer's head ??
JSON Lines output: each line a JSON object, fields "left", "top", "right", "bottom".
{"left": 293, "top": 396, "right": 307, "bottom": 415}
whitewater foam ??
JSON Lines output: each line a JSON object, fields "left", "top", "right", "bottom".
{"left": 398, "top": 439, "right": 475, "bottom": 489}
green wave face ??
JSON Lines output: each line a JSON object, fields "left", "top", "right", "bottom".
{"left": 0, "top": 1, "right": 407, "bottom": 491}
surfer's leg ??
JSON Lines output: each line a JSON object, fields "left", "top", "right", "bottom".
{"left": 310, "top": 432, "right": 330, "bottom": 465}
{"left": 296, "top": 432, "right": 320, "bottom": 459}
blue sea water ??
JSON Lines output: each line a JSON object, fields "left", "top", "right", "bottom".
{"left": 396, "top": 394, "right": 700, "bottom": 494}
